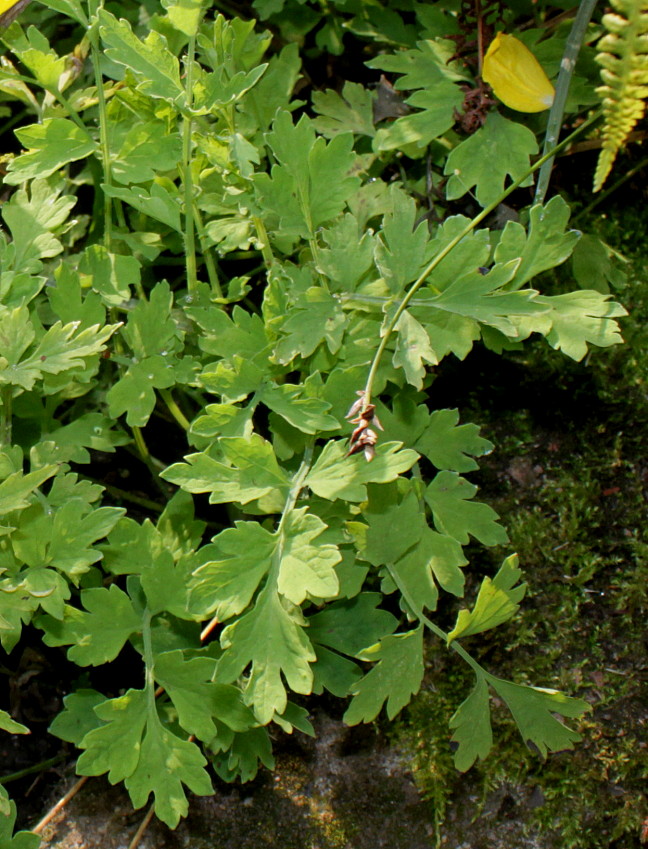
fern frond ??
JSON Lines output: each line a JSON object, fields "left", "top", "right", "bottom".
{"left": 594, "top": 0, "right": 648, "bottom": 191}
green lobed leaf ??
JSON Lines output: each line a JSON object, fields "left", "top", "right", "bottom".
{"left": 275, "top": 508, "right": 341, "bottom": 605}
{"left": 77, "top": 689, "right": 148, "bottom": 783}
{"left": 260, "top": 383, "right": 340, "bottom": 434}
{"left": 494, "top": 196, "right": 581, "bottom": 289}
{"left": 448, "top": 674, "right": 493, "bottom": 771}
{"left": 374, "top": 187, "right": 430, "bottom": 295}
{"left": 416, "top": 261, "right": 546, "bottom": 336}
{"left": 107, "top": 355, "right": 177, "bottom": 427}
{"left": 312, "top": 81, "right": 375, "bottom": 138}
{"left": 2, "top": 179, "right": 76, "bottom": 267}
{"left": 489, "top": 677, "right": 590, "bottom": 758}
{"left": 536, "top": 291, "right": 627, "bottom": 361}
{"left": 190, "top": 521, "right": 275, "bottom": 620}
{"left": 444, "top": 113, "right": 538, "bottom": 208}
{"left": 0, "top": 465, "right": 57, "bottom": 517}
{"left": 212, "top": 725, "right": 275, "bottom": 783}
{"left": 124, "top": 718, "right": 212, "bottom": 828}
{"left": 5, "top": 119, "right": 96, "bottom": 185}
{"left": 154, "top": 649, "right": 255, "bottom": 742}
{"left": 38, "top": 585, "right": 141, "bottom": 665}
{"left": 307, "top": 593, "right": 398, "bottom": 656}
{"left": 425, "top": 471, "right": 508, "bottom": 546}
{"left": 343, "top": 625, "right": 425, "bottom": 724}
{"left": 305, "top": 440, "right": 419, "bottom": 503}
{"left": 373, "top": 84, "right": 464, "bottom": 151}
{"left": 366, "top": 39, "right": 469, "bottom": 89}
{"left": 102, "top": 183, "right": 183, "bottom": 232}
{"left": 415, "top": 408, "right": 494, "bottom": 473}
{"left": 49, "top": 689, "right": 106, "bottom": 744}
{"left": 111, "top": 121, "right": 183, "bottom": 185}
{"left": 79, "top": 244, "right": 141, "bottom": 307}
{"left": 218, "top": 584, "right": 316, "bottom": 724}
{"left": 161, "top": 435, "right": 290, "bottom": 506}
{"left": 254, "top": 111, "right": 361, "bottom": 239}
{"left": 98, "top": 9, "right": 184, "bottom": 103}
{"left": 273, "top": 289, "right": 347, "bottom": 365}
{"left": 0, "top": 801, "right": 40, "bottom": 849}
{"left": 447, "top": 554, "right": 527, "bottom": 643}
{"left": 393, "top": 309, "right": 438, "bottom": 388}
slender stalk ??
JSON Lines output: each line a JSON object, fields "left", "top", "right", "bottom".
{"left": 159, "top": 388, "right": 192, "bottom": 431}
{"left": 0, "top": 755, "right": 65, "bottom": 785}
{"left": 0, "top": 385, "right": 12, "bottom": 448}
{"left": 127, "top": 805, "right": 155, "bottom": 849}
{"left": 182, "top": 36, "right": 198, "bottom": 294}
{"left": 387, "top": 565, "right": 485, "bottom": 678}
{"left": 88, "top": 27, "right": 112, "bottom": 243}
{"left": 0, "top": 69, "right": 93, "bottom": 138}
{"left": 32, "top": 775, "right": 90, "bottom": 834}
{"left": 141, "top": 609, "right": 156, "bottom": 712}
{"left": 193, "top": 204, "right": 224, "bottom": 298}
{"left": 534, "top": 0, "right": 598, "bottom": 204}
{"left": 130, "top": 427, "right": 168, "bottom": 497}
{"left": 362, "top": 109, "right": 602, "bottom": 408}
{"left": 92, "top": 481, "right": 165, "bottom": 512}
{"left": 253, "top": 215, "right": 275, "bottom": 269}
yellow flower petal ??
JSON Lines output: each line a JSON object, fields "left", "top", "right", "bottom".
{"left": 483, "top": 32, "right": 555, "bottom": 113}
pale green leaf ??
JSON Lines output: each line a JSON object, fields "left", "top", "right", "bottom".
{"left": 393, "top": 310, "right": 437, "bottom": 388}
{"left": 6, "top": 119, "right": 95, "bottom": 184}
{"left": 415, "top": 408, "right": 493, "bottom": 472}
{"left": 495, "top": 196, "right": 581, "bottom": 289}
{"left": 0, "top": 709, "right": 29, "bottom": 734}
{"left": 489, "top": 677, "right": 590, "bottom": 758}
{"left": 98, "top": 10, "right": 184, "bottom": 102}
{"left": 190, "top": 521, "right": 274, "bottom": 620}
{"left": 447, "top": 554, "right": 526, "bottom": 643}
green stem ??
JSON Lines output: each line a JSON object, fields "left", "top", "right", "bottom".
{"left": 269, "top": 442, "right": 315, "bottom": 580}
{"left": 0, "top": 70, "right": 93, "bottom": 138}
{"left": 386, "top": 564, "right": 485, "bottom": 678}
{"left": 252, "top": 215, "right": 275, "bottom": 270}
{"left": 87, "top": 16, "right": 113, "bottom": 246}
{"left": 534, "top": 0, "right": 598, "bottom": 204}
{"left": 131, "top": 427, "right": 168, "bottom": 498}
{"left": 97, "top": 481, "right": 165, "bottom": 512}
{"left": 0, "top": 386, "right": 12, "bottom": 448}
{"left": 182, "top": 36, "right": 198, "bottom": 294}
{"left": 362, "top": 109, "right": 602, "bottom": 408}
{"left": 141, "top": 608, "right": 157, "bottom": 712}
{"left": 0, "top": 755, "right": 66, "bottom": 785}
{"left": 193, "top": 204, "right": 224, "bottom": 299}
{"left": 159, "top": 388, "right": 191, "bottom": 431}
